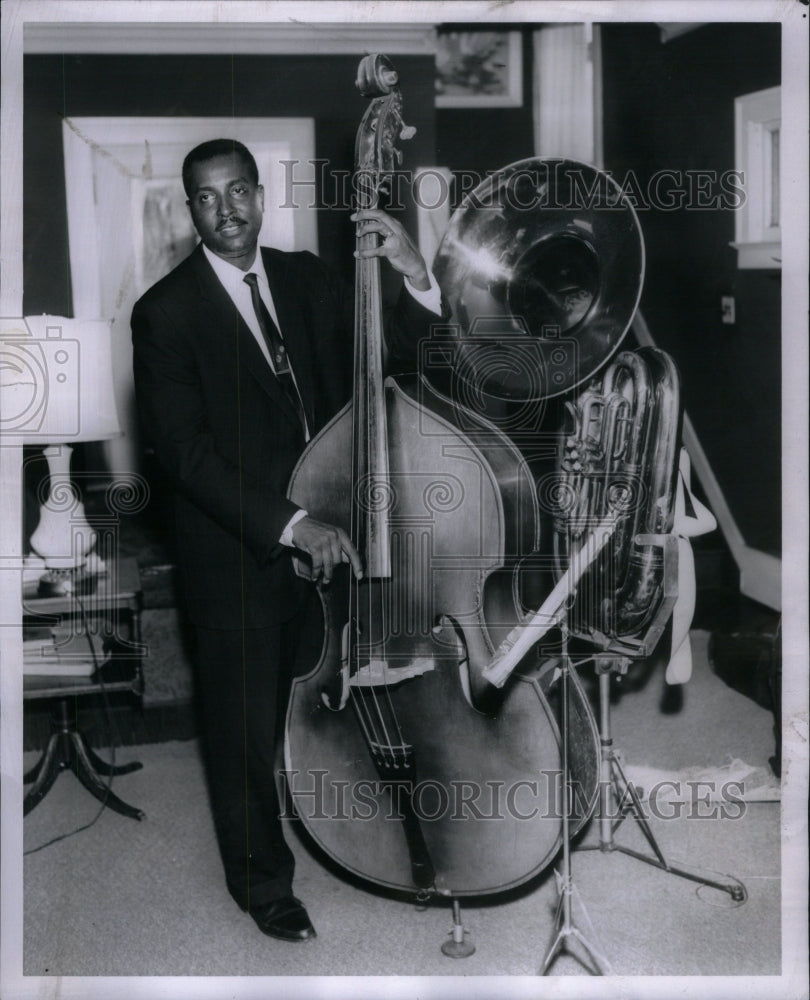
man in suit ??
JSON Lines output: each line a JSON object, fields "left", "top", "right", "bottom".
{"left": 132, "top": 139, "right": 441, "bottom": 941}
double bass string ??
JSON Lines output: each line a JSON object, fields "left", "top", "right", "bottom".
{"left": 347, "top": 239, "right": 379, "bottom": 752}
{"left": 347, "top": 211, "right": 406, "bottom": 767}
{"left": 348, "top": 230, "right": 377, "bottom": 751}
{"left": 368, "top": 213, "right": 409, "bottom": 763}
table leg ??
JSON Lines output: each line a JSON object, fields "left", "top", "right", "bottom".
{"left": 23, "top": 733, "right": 63, "bottom": 815}
{"left": 84, "top": 741, "right": 143, "bottom": 777}
{"left": 71, "top": 733, "right": 145, "bottom": 821}
{"left": 23, "top": 698, "right": 144, "bottom": 821}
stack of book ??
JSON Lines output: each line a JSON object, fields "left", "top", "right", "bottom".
{"left": 23, "top": 626, "right": 101, "bottom": 677}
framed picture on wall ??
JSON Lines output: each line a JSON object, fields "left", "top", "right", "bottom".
{"left": 435, "top": 30, "right": 523, "bottom": 107}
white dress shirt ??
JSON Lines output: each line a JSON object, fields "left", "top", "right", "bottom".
{"left": 202, "top": 242, "right": 288, "bottom": 372}
{"left": 201, "top": 241, "right": 442, "bottom": 545}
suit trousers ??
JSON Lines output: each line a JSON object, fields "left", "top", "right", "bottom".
{"left": 193, "top": 586, "right": 323, "bottom": 911}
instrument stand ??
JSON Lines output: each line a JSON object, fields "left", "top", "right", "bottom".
{"left": 578, "top": 658, "right": 745, "bottom": 902}
{"left": 540, "top": 626, "right": 612, "bottom": 976}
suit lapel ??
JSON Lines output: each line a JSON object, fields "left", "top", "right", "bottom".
{"left": 188, "top": 245, "right": 306, "bottom": 433}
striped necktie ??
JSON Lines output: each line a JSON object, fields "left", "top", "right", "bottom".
{"left": 243, "top": 273, "right": 307, "bottom": 437}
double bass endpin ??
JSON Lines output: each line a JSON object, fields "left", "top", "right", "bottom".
{"left": 441, "top": 899, "right": 475, "bottom": 958}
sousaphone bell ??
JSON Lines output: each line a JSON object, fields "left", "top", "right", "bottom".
{"left": 432, "top": 158, "right": 645, "bottom": 403}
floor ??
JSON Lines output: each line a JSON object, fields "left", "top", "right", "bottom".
{"left": 12, "top": 631, "right": 797, "bottom": 999}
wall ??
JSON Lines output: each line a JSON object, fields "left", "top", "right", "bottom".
{"left": 601, "top": 23, "right": 782, "bottom": 556}
{"left": 23, "top": 53, "right": 437, "bottom": 313}
{"left": 24, "top": 31, "right": 783, "bottom": 558}
{"left": 435, "top": 28, "right": 536, "bottom": 201}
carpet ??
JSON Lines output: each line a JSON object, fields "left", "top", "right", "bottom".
{"left": 18, "top": 630, "right": 786, "bottom": 985}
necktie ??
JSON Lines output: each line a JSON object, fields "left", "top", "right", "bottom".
{"left": 243, "top": 273, "right": 307, "bottom": 437}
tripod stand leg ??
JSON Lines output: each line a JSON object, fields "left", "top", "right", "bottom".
{"left": 539, "top": 878, "right": 567, "bottom": 974}
{"left": 540, "top": 927, "right": 566, "bottom": 975}
{"left": 568, "top": 928, "right": 612, "bottom": 975}
{"left": 605, "top": 758, "right": 746, "bottom": 900}
{"left": 583, "top": 669, "right": 746, "bottom": 902}
{"left": 609, "top": 753, "right": 668, "bottom": 867}
{"left": 539, "top": 645, "right": 613, "bottom": 976}
{"left": 540, "top": 874, "right": 613, "bottom": 976}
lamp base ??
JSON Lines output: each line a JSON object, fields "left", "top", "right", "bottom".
{"left": 37, "top": 565, "right": 100, "bottom": 598}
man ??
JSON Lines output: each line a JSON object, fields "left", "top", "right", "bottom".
{"left": 132, "top": 139, "right": 441, "bottom": 942}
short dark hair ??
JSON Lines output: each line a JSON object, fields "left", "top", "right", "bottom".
{"left": 182, "top": 139, "right": 259, "bottom": 196}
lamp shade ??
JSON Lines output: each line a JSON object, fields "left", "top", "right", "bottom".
{"left": 0, "top": 315, "right": 120, "bottom": 444}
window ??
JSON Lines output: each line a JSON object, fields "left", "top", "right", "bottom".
{"left": 732, "top": 86, "right": 781, "bottom": 269}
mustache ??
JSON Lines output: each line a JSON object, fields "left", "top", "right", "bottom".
{"left": 216, "top": 216, "right": 247, "bottom": 230}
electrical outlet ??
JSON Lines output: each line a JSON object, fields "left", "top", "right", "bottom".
{"left": 721, "top": 296, "right": 736, "bottom": 324}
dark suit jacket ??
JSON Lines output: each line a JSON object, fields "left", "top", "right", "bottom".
{"left": 132, "top": 243, "right": 437, "bottom": 629}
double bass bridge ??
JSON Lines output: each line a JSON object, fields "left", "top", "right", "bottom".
{"left": 348, "top": 656, "right": 435, "bottom": 687}
{"left": 368, "top": 740, "right": 414, "bottom": 774}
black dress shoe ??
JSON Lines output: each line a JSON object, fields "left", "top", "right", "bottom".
{"left": 251, "top": 896, "right": 316, "bottom": 941}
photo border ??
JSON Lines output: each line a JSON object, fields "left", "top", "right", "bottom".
{"left": 1, "top": 4, "right": 807, "bottom": 1000}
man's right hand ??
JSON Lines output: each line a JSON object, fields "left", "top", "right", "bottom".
{"left": 290, "top": 517, "right": 363, "bottom": 584}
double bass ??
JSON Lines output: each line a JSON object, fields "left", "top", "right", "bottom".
{"left": 284, "top": 55, "right": 598, "bottom": 898}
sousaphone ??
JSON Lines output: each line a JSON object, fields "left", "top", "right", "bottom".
{"left": 432, "top": 158, "right": 645, "bottom": 403}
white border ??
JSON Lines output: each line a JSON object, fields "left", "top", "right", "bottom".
{"left": 2, "top": 4, "right": 808, "bottom": 1000}
{"left": 24, "top": 21, "right": 437, "bottom": 55}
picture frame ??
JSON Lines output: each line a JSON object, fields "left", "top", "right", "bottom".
{"left": 435, "top": 30, "right": 523, "bottom": 108}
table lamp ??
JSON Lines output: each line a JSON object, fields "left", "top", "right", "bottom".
{"left": 1, "top": 315, "right": 121, "bottom": 596}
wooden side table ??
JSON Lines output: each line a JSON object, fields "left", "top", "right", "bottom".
{"left": 23, "top": 557, "right": 146, "bottom": 820}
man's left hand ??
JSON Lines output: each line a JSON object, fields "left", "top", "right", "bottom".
{"left": 352, "top": 209, "right": 430, "bottom": 291}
